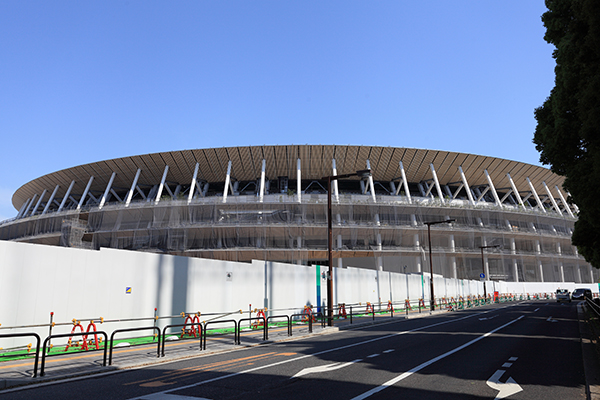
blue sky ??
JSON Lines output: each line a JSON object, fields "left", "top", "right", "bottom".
{"left": 0, "top": 1, "right": 555, "bottom": 221}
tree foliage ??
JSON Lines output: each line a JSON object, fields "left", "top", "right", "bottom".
{"left": 533, "top": 0, "right": 600, "bottom": 268}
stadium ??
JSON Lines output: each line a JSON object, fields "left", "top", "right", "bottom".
{"left": 1, "top": 145, "right": 597, "bottom": 284}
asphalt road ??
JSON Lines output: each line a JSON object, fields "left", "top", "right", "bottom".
{"left": 0, "top": 301, "right": 588, "bottom": 399}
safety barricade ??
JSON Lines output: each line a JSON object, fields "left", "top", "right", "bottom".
{"left": 404, "top": 299, "right": 412, "bottom": 315}
{"left": 109, "top": 326, "right": 160, "bottom": 365}
{"left": 365, "top": 302, "right": 374, "bottom": 314}
{"left": 41, "top": 331, "right": 108, "bottom": 376}
{"left": 387, "top": 300, "right": 394, "bottom": 316}
{"left": 301, "top": 306, "right": 316, "bottom": 323}
{"left": 64, "top": 319, "right": 101, "bottom": 352}
{"left": 252, "top": 309, "right": 267, "bottom": 329}
{"left": 338, "top": 303, "right": 347, "bottom": 320}
{"left": 181, "top": 312, "right": 202, "bottom": 338}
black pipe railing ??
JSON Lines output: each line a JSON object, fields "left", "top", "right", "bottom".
{"left": 40, "top": 331, "right": 108, "bottom": 377}
{"left": 237, "top": 317, "right": 267, "bottom": 343}
{"left": 0, "top": 333, "right": 41, "bottom": 377}
{"left": 203, "top": 320, "right": 237, "bottom": 350}
{"left": 108, "top": 326, "right": 161, "bottom": 365}
{"left": 160, "top": 323, "right": 203, "bottom": 357}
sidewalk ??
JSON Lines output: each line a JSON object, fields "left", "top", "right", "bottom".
{"left": 1, "top": 308, "right": 446, "bottom": 390}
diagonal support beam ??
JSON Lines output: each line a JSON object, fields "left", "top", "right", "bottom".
{"left": 526, "top": 177, "right": 546, "bottom": 213}
{"left": 458, "top": 166, "right": 475, "bottom": 205}
{"left": 555, "top": 186, "right": 574, "bottom": 218}
{"left": 154, "top": 166, "right": 169, "bottom": 204}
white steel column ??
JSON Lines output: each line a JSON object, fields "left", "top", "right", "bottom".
{"left": 31, "top": 189, "right": 47, "bottom": 216}
{"left": 58, "top": 180, "right": 75, "bottom": 212}
{"left": 188, "top": 163, "right": 200, "bottom": 204}
{"left": 577, "top": 265, "right": 582, "bottom": 283}
{"left": 513, "top": 260, "right": 519, "bottom": 283}
{"left": 506, "top": 173, "right": 525, "bottom": 208}
{"left": 333, "top": 158, "right": 342, "bottom": 268}
{"left": 77, "top": 176, "right": 94, "bottom": 210}
{"left": 526, "top": 177, "right": 546, "bottom": 213}
{"left": 458, "top": 166, "right": 475, "bottom": 205}
{"left": 484, "top": 170, "right": 502, "bottom": 207}
{"left": 125, "top": 169, "right": 142, "bottom": 207}
{"left": 538, "top": 261, "right": 544, "bottom": 282}
{"left": 16, "top": 199, "right": 30, "bottom": 218}
{"left": 154, "top": 166, "right": 169, "bottom": 204}
{"left": 99, "top": 172, "right": 116, "bottom": 210}
{"left": 450, "top": 234, "right": 457, "bottom": 279}
{"left": 555, "top": 186, "right": 574, "bottom": 218}
{"left": 18, "top": 197, "right": 33, "bottom": 218}
{"left": 297, "top": 158, "right": 302, "bottom": 203}
{"left": 560, "top": 263, "right": 565, "bottom": 282}
{"left": 259, "top": 159, "right": 266, "bottom": 202}
{"left": 222, "top": 160, "right": 232, "bottom": 204}
{"left": 25, "top": 194, "right": 38, "bottom": 216}
{"left": 42, "top": 185, "right": 60, "bottom": 215}
{"left": 366, "top": 160, "right": 376, "bottom": 203}
{"left": 332, "top": 159, "right": 339, "bottom": 203}
{"left": 430, "top": 163, "right": 445, "bottom": 204}
{"left": 399, "top": 161, "right": 412, "bottom": 204}
{"left": 542, "top": 181, "right": 561, "bottom": 215}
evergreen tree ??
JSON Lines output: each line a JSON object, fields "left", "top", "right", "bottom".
{"left": 534, "top": 0, "right": 600, "bottom": 269}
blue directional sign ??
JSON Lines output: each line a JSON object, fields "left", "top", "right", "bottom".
{"left": 479, "top": 273, "right": 485, "bottom": 279}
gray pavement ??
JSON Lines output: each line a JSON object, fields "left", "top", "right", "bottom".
{"left": 1, "top": 302, "right": 598, "bottom": 399}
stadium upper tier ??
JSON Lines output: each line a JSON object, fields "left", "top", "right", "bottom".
{"left": 1, "top": 145, "right": 594, "bottom": 283}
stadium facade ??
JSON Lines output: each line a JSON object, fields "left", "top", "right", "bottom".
{"left": 1, "top": 145, "right": 597, "bottom": 284}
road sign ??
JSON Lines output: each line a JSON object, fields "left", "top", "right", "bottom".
{"left": 480, "top": 273, "right": 485, "bottom": 279}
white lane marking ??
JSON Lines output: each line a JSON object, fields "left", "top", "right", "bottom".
{"left": 534, "top": 308, "right": 540, "bottom": 312}
{"left": 383, "top": 349, "right": 394, "bottom": 353}
{"left": 508, "top": 357, "right": 518, "bottom": 361}
{"left": 501, "top": 362, "right": 512, "bottom": 368}
{"left": 547, "top": 316, "right": 557, "bottom": 322}
{"left": 139, "top": 395, "right": 212, "bottom": 400}
{"left": 367, "top": 354, "right": 379, "bottom": 358}
{"left": 350, "top": 315, "right": 524, "bottom": 400}
{"left": 292, "top": 359, "right": 362, "bottom": 378}
{"left": 486, "top": 369, "right": 523, "bottom": 399}
{"left": 479, "top": 315, "right": 498, "bottom": 321}
{"left": 126, "top": 311, "right": 491, "bottom": 399}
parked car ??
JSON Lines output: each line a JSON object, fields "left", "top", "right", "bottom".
{"left": 572, "top": 288, "right": 592, "bottom": 300}
{"left": 556, "top": 289, "right": 571, "bottom": 303}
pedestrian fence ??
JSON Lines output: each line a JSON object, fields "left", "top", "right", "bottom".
{"left": 0, "top": 292, "right": 562, "bottom": 379}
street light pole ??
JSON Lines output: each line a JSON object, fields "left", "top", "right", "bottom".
{"left": 425, "top": 219, "right": 455, "bottom": 311}
{"left": 479, "top": 244, "right": 500, "bottom": 300}
{"left": 323, "top": 169, "right": 371, "bottom": 326}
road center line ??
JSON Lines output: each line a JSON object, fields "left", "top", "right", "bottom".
{"left": 350, "top": 315, "right": 525, "bottom": 400}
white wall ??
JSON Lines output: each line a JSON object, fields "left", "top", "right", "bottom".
{"left": 0, "top": 241, "right": 597, "bottom": 348}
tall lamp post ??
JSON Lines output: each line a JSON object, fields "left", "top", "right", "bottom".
{"left": 425, "top": 219, "right": 455, "bottom": 311}
{"left": 479, "top": 244, "right": 500, "bottom": 300}
{"left": 322, "top": 169, "right": 371, "bottom": 326}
